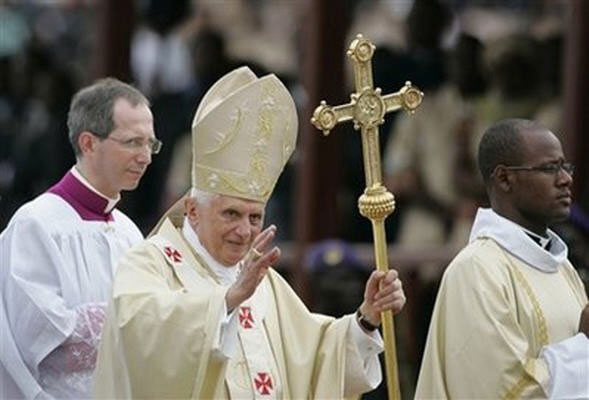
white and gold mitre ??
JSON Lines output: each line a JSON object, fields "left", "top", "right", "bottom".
{"left": 191, "top": 66, "right": 298, "bottom": 203}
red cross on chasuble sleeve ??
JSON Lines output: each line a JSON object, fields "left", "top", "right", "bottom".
{"left": 225, "top": 282, "right": 282, "bottom": 398}
{"left": 163, "top": 245, "right": 183, "bottom": 264}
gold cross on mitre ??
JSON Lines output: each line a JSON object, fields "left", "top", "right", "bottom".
{"left": 311, "top": 34, "right": 424, "bottom": 400}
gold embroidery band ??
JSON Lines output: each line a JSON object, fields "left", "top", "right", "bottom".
{"left": 503, "top": 266, "right": 549, "bottom": 399}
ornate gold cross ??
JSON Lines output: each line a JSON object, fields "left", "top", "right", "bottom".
{"left": 311, "top": 34, "right": 423, "bottom": 400}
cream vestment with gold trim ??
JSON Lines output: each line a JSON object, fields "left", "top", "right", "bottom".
{"left": 415, "top": 208, "right": 588, "bottom": 399}
{"left": 93, "top": 218, "right": 382, "bottom": 399}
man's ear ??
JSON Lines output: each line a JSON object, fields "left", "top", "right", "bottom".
{"left": 78, "top": 131, "right": 96, "bottom": 155}
{"left": 184, "top": 197, "right": 199, "bottom": 225}
{"left": 492, "top": 165, "right": 513, "bottom": 192}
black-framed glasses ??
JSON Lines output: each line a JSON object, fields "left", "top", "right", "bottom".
{"left": 504, "top": 160, "right": 575, "bottom": 176}
{"left": 105, "top": 136, "right": 163, "bottom": 155}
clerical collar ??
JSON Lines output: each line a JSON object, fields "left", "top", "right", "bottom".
{"left": 71, "top": 167, "right": 120, "bottom": 212}
{"left": 522, "top": 228, "right": 551, "bottom": 250}
{"left": 469, "top": 208, "right": 568, "bottom": 273}
{"left": 182, "top": 217, "right": 239, "bottom": 286}
{"left": 47, "top": 168, "right": 120, "bottom": 221}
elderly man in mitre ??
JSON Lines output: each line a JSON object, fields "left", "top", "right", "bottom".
{"left": 93, "top": 67, "right": 406, "bottom": 399}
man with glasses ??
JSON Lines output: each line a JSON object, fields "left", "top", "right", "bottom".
{"left": 0, "top": 78, "right": 159, "bottom": 399}
{"left": 416, "top": 118, "right": 588, "bottom": 399}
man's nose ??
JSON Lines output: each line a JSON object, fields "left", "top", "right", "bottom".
{"left": 557, "top": 167, "right": 573, "bottom": 185}
{"left": 234, "top": 218, "right": 251, "bottom": 237}
{"left": 136, "top": 147, "right": 152, "bottom": 164}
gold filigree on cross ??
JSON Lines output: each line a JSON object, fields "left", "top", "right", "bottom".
{"left": 312, "top": 36, "right": 423, "bottom": 135}
{"left": 311, "top": 33, "right": 424, "bottom": 400}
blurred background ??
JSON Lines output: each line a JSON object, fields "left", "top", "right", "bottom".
{"left": 1, "top": 0, "right": 588, "bottom": 397}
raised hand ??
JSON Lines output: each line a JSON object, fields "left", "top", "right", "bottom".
{"left": 225, "top": 225, "right": 281, "bottom": 311}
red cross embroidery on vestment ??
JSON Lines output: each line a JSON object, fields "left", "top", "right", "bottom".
{"left": 164, "top": 246, "right": 182, "bottom": 263}
{"left": 239, "top": 306, "right": 255, "bottom": 329}
{"left": 254, "top": 372, "right": 274, "bottom": 395}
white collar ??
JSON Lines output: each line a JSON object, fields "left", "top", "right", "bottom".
{"left": 181, "top": 217, "right": 239, "bottom": 285}
{"left": 469, "top": 208, "right": 568, "bottom": 272}
{"left": 71, "top": 166, "right": 120, "bottom": 213}
{"left": 521, "top": 227, "right": 551, "bottom": 249}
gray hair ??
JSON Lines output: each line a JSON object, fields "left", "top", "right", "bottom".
{"left": 67, "top": 77, "right": 149, "bottom": 157}
{"left": 190, "top": 187, "right": 220, "bottom": 206}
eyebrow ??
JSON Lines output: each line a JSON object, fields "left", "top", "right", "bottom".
{"left": 531, "top": 156, "right": 563, "bottom": 164}
{"left": 114, "top": 134, "right": 150, "bottom": 140}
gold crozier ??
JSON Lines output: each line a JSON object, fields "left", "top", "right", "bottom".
{"left": 311, "top": 34, "right": 424, "bottom": 400}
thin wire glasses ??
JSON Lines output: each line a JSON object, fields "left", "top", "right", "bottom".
{"left": 504, "top": 160, "right": 574, "bottom": 176}
{"left": 105, "top": 136, "right": 163, "bottom": 154}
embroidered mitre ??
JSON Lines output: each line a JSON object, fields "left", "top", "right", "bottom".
{"left": 191, "top": 66, "right": 298, "bottom": 203}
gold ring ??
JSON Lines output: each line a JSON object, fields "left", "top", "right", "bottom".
{"left": 251, "top": 248, "right": 263, "bottom": 261}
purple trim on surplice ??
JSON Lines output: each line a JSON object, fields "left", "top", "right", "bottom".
{"left": 47, "top": 171, "right": 115, "bottom": 221}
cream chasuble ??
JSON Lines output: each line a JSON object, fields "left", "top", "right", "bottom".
{"left": 179, "top": 217, "right": 285, "bottom": 398}
{"left": 93, "top": 218, "right": 382, "bottom": 399}
{"left": 415, "top": 208, "right": 588, "bottom": 399}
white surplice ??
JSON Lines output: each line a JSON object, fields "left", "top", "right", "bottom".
{"left": 0, "top": 169, "right": 143, "bottom": 399}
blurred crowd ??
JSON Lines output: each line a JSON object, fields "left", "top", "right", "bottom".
{"left": 0, "top": 0, "right": 587, "bottom": 265}
{"left": 2, "top": 1, "right": 589, "bottom": 397}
